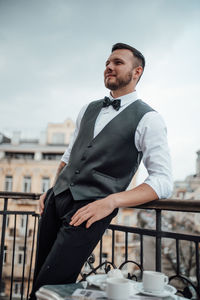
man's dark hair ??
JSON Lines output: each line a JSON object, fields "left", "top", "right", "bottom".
{"left": 112, "top": 43, "right": 145, "bottom": 70}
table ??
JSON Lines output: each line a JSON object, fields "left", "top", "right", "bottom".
{"left": 36, "top": 281, "right": 191, "bottom": 300}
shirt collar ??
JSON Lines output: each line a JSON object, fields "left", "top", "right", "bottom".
{"left": 109, "top": 91, "right": 138, "bottom": 107}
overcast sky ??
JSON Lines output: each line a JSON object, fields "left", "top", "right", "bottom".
{"left": 0, "top": 0, "right": 200, "bottom": 182}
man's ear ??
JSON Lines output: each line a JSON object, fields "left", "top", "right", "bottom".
{"left": 133, "top": 66, "right": 143, "bottom": 81}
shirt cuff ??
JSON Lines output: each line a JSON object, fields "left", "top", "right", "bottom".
{"left": 144, "top": 175, "right": 173, "bottom": 199}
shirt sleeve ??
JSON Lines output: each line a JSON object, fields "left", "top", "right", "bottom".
{"left": 61, "top": 104, "right": 88, "bottom": 164}
{"left": 135, "top": 111, "right": 173, "bottom": 199}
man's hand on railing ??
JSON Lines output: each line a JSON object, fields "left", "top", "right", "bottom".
{"left": 39, "top": 192, "right": 47, "bottom": 215}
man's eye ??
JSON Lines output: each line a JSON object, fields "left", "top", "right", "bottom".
{"left": 116, "top": 61, "right": 122, "bottom": 64}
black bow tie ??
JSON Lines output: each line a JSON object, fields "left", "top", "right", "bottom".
{"left": 103, "top": 97, "right": 121, "bottom": 111}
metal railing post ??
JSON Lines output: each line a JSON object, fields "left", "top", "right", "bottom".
{"left": 0, "top": 197, "right": 8, "bottom": 291}
{"left": 111, "top": 230, "right": 115, "bottom": 265}
{"left": 155, "top": 209, "right": 162, "bottom": 272}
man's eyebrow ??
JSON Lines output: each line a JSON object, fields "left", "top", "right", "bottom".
{"left": 114, "top": 58, "right": 124, "bottom": 62}
{"left": 105, "top": 57, "right": 124, "bottom": 65}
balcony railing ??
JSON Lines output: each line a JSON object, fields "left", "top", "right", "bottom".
{"left": 0, "top": 192, "right": 200, "bottom": 299}
{"left": 83, "top": 199, "right": 200, "bottom": 299}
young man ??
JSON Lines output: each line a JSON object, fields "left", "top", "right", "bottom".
{"left": 30, "top": 43, "right": 172, "bottom": 298}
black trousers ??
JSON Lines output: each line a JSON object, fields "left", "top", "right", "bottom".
{"left": 29, "top": 188, "right": 118, "bottom": 299}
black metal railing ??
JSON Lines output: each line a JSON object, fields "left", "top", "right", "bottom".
{"left": 1, "top": 192, "right": 200, "bottom": 299}
{"left": 82, "top": 199, "right": 200, "bottom": 299}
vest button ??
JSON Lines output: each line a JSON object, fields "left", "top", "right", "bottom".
{"left": 75, "top": 170, "right": 80, "bottom": 174}
{"left": 87, "top": 144, "right": 92, "bottom": 148}
{"left": 70, "top": 183, "right": 75, "bottom": 186}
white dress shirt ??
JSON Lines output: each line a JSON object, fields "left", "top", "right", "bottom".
{"left": 61, "top": 91, "right": 173, "bottom": 199}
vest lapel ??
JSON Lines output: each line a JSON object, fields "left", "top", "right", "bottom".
{"left": 82, "top": 100, "right": 104, "bottom": 141}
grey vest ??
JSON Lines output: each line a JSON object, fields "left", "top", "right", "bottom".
{"left": 53, "top": 99, "right": 154, "bottom": 200}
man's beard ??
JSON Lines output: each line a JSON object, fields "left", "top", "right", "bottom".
{"left": 104, "top": 71, "right": 133, "bottom": 91}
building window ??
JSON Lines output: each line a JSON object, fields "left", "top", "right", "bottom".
{"left": 52, "top": 133, "right": 65, "bottom": 144}
{"left": 42, "top": 153, "right": 62, "bottom": 160}
{"left": 19, "top": 215, "right": 27, "bottom": 236}
{"left": 9, "top": 228, "right": 15, "bottom": 236}
{"left": 6, "top": 216, "right": 10, "bottom": 228}
{"left": 18, "top": 253, "right": 23, "bottom": 264}
{"left": 16, "top": 246, "right": 25, "bottom": 265}
{"left": 102, "top": 252, "right": 108, "bottom": 263}
{"left": 23, "top": 176, "right": 31, "bottom": 192}
{"left": 41, "top": 177, "right": 50, "bottom": 193}
{"left": 0, "top": 281, "right": 5, "bottom": 295}
{"left": 20, "top": 215, "right": 27, "bottom": 229}
{"left": 5, "top": 152, "right": 34, "bottom": 160}
{"left": 5, "top": 175, "right": 13, "bottom": 192}
{"left": 3, "top": 246, "right": 7, "bottom": 264}
{"left": 13, "top": 282, "right": 22, "bottom": 296}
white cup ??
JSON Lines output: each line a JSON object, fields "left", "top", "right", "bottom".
{"left": 106, "top": 277, "right": 131, "bottom": 300}
{"left": 143, "top": 271, "right": 169, "bottom": 293}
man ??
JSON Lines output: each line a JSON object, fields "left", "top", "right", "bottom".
{"left": 30, "top": 43, "right": 172, "bottom": 298}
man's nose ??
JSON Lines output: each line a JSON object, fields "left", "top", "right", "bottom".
{"left": 106, "top": 62, "right": 113, "bottom": 72}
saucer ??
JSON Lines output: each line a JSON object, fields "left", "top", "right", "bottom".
{"left": 136, "top": 282, "right": 177, "bottom": 297}
{"left": 86, "top": 274, "right": 107, "bottom": 287}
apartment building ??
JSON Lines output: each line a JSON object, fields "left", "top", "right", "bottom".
{"left": 0, "top": 119, "right": 74, "bottom": 298}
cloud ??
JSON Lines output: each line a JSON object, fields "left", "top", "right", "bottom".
{"left": 0, "top": 0, "right": 200, "bottom": 180}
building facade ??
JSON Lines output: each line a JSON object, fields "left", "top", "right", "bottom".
{"left": 0, "top": 119, "right": 75, "bottom": 195}
{"left": 0, "top": 119, "right": 74, "bottom": 298}
{"left": 173, "top": 150, "right": 200, "bottom": 233}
